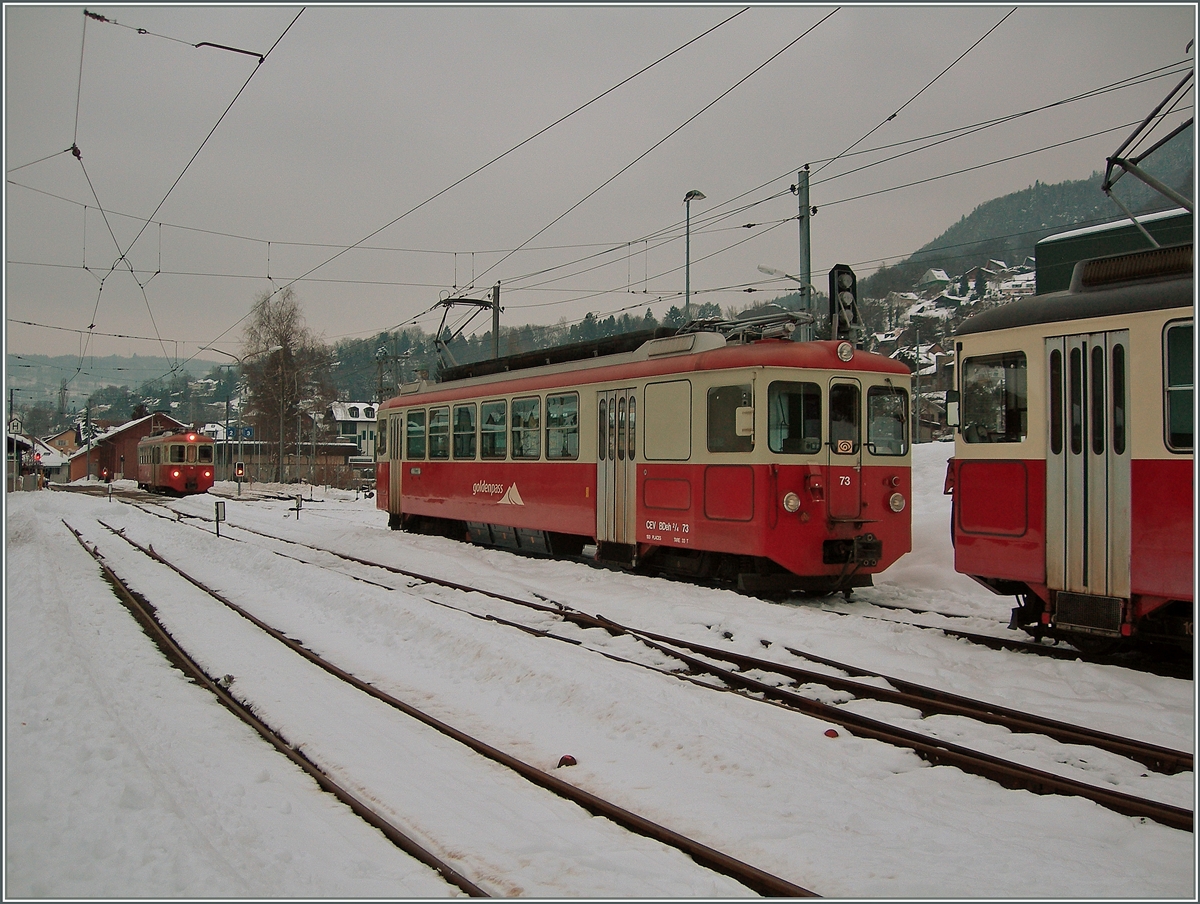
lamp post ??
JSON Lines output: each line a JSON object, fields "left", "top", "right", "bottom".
{"left": 683, "top": 189, "right": 705, "bottom": 322}
{"left": 202, "top": 344, "right": 282, "bottom": 494}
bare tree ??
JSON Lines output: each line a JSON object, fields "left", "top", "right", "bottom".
{"left": 241, "top": 288, "right": 336, "bottom": 482}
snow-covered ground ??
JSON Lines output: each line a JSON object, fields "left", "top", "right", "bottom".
{"left": 5, "top": 444, "right": 1195, "bottom": 897}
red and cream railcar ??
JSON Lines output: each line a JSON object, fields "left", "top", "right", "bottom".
{"left": 377, "top": 325, "right": 913, "bottom": 594}
{"left": 946, "top": 243, "right": 1193, "bottom": 649}
{"left": 136, "top": 430, "right": 216, "bottom": 495}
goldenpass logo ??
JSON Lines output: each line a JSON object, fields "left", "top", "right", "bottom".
{"left": 473, "top": 480, "right": 505, "bottom": 496}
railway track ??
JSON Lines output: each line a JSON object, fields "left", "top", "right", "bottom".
{"left": 117, "top": 501, "right": 1193, "bottom": 833}
{"left": 65, "top": 515, "right": 814, "bottom": 898}
{"left": 813, "top": 598, "right": 1194, "bottom": 678}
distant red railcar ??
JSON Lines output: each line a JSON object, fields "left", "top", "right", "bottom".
{"left": 136, "top": 430, "right": 216, "bottom": 495}
{"left": 946, "top": 240, "right": 1193, "bottom": 650}
{"left": 376, "top": 317, "right": 913, "bottom": 595}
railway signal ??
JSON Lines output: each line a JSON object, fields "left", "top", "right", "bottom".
{"left": 235, "top": 461, "right": 245, "bottom": 478}
{"left": 828, "top": 264, "right": 861, "bottom": 346}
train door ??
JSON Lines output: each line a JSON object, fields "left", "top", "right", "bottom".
{"left": 827, "top": 379, "right": 864, "bottom": 520}
{"left": 596, "top": 388, "right": 637, "bottom": 544}
{"left": 1045, "top": 331, "right": 1131, "bottom": 616}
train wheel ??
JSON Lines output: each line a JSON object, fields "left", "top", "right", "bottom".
{"left": 1065, "top": 634, "right": 1119, "bottom": 656}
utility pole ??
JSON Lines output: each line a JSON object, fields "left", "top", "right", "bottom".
{"left": 914, "top": 326, "right": 921, "bottom": 445}
{"left": 492, "top": 282, "right": 501, "bottom": 359}
{"left": 795, "top": 167, "right": 814, "bottom": 342}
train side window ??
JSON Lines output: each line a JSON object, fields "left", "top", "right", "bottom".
{"left": 376, "top": 417, "right": 387, "bottom": 458}
{"left": 961, "top": 352, "right": 1028, "bottom": 443}
{"left": 546, "top": 393, "right": 578, "bottom": 460}
{"left": 628, "top": 396, "right": 636, "bottom": 460}
{"left": 481, "top": 400, "right": 507, "bottom": 460}
{"left": 617, "top": 397, "right": 627, "bottom": 460}
{"left": 198, "top": 445, "right": 213, "bottom": 464}
{"left": 453, "top": 404, "right": 477, "bottom": 459}
{"left": 512, "top": 397, "right": 541, "bottom": 460}
{"left": 1090, "top": 345, "right": 1105, "bottom": 455}
{"left": 866, "top": 384, "right": 908, "bottom": 456}
{"left": 1049, "top": 350, "right": 1063, "bottom": 455}
{"left": 708, "top": 384, "right": 753, "bottom": 452}
{"left": 406, "top": 409, "right": 426, "bottom": 460}
{"left": 608, "top": 397, "right": 617, "bottom": 460}
{"left": 170, "top": 444, "right": 186, "bottom": 463}
{"left": 829, "top": 384, "right": 860, "bottom": 453}
{"left": 768, "top": 381, "right": 821, "bottom": 454}
{"left": 428, "top": 406, "right": 450, "bottom": 460}
{"left": 1069, "top": 348, "right": 1083, "bottom": 454}
{"left": 1112, "top": 345, "right": 1126, "bottom": 456}
{"left": 1165, "top": 321, "right": 1193, "bottom": 451}
{"left": 598, "top": 399, "right": 607, "bottom": 461}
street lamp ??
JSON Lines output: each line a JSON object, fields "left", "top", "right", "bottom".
{"left": 202, "top": 344, "right": 282, "bottom": 494}
{"left": 683, "top": 189, "right": 706, "bottom": 322}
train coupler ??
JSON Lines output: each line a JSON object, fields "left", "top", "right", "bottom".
{"left": 822, "top": 533, "right": 882, "bottom": 568}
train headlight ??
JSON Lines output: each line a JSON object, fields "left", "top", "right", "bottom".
{"left": 836, "top": 341, "right": 854, "bottom": 362}
{"left": 782, "top": 492, "right": 802, "bottom": 513}
{"left": 172, "top": 470, "right": 181, "bottom": 478}
{"left": 204, "top": 470, "right": 211, "bottom": 478}
{"left": 888, "top": 492, "right": 906, "bottom": 513}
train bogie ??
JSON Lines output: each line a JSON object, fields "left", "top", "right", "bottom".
{"left": 947, "top": 241, "right": 1193, "bottom": 648}
{"left": 377, "top": 327, "right": 913, "bottom": 595}
{"left": 136, "top": 430, "right": 216, "bottom": 496}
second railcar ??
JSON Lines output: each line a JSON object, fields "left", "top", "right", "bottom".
{"left": 945, "top": 242, "right": 1193, "bottom": 649}
{"left": 377, "top": 324, "right": 913, "bottom": 595}
{"left": 136, "top": 430, "right": 216, "bottom": 495}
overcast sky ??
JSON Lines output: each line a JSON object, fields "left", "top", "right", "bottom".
{"left": 5, "top": 3, "right": 1195, "bottom": 369}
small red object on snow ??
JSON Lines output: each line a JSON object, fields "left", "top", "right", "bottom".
{"left": 557, "top": 754, "right": 577, "bottom": 768}
{"left": 824, "top": 728, "right": 839, "bottom": 738}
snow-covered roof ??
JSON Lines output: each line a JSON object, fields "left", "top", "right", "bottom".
{"left": 330, "top": 402, "right": 378, "bottom": 422}
{"left": 1039, "top": 207, "right": 1190, "bottom": 243}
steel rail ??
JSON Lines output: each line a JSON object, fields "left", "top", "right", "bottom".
{"left": 90, "top": 518, "right": 816, "bottom": 898}
{"left": 109, "top": 505, "right": 1195, "bottom": 830}
{"left": 62, "top": 519, "right": 487, "bottom": 897}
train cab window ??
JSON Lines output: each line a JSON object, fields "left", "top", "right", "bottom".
{"left": 512, "top": 397, "right": 541, "bottom": 460}
{"left": 198, "top": 445, "right": 213, "bottom": 463}
{"left": 1165, "top": 321, "right": 1193, "bottom": 451}
{"left": 428, "top": 407, "right": 450, "bottom": 460}
{"left": 453, "top": 404, "right": 477, "bottom": 459}
{"left": 708, "top": 384, "right": 753, "bottom": 452}
{"left": 547, "top": 393, "right": 579, "bottom": 460}
{"left": 186, "top": 445, "right": 197, "bottom": 463}
{"left": 406, "top": 410, "right": 426, "bottom": 460}
{"left": 829, "top": 384, "right": 860, "bottom": 454}
{"left": 377, "top": 418, "right": 387, "bottom": 458}
{"left": 867, "top": 384, "right": 909, "bottom": 456}
{"left": 961, "top": 352, "right": 1028, "bottom": 443}
{"left": 481, "top": 400, "right": 507, "bottom": 459}
{"left": 768, "top": 381, "right": 821, "bottom": 454}
{"left": 169, "top": 444, "right": 186, "bottom": 463}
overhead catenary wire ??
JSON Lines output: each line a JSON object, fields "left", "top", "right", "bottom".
{"left": 263, "top": 8, "right": 751, "bottom": 302}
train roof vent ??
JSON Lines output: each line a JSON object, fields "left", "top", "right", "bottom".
{"left": 1071, "top": 243, "right": 1193, "bottom": 292}
{"left": 644, "top": 334, "right": 697, "bottom": 356}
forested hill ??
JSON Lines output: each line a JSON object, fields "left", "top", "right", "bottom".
{"left": 859, "top": 126, "right": 1194, "bottom": 298}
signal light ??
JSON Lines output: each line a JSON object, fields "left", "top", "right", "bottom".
{"left": 828, "top": 263, "right": 861, "bottom": 345}
{"left": 235, "top": 461, "right": 245, "bottom": 478}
